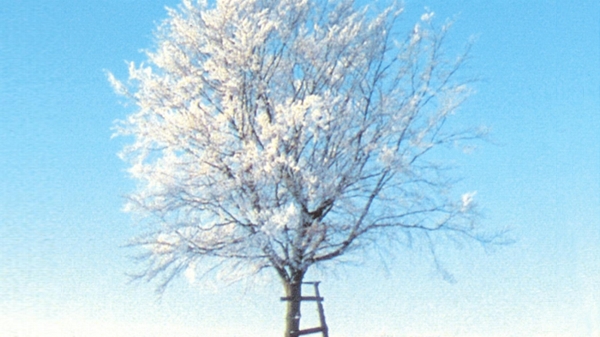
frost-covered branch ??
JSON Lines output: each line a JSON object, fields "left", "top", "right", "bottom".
{"left": 112, "top": 0, "right": 487, "bottom": 293}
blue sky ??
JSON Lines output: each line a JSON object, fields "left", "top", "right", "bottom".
{"left": 1, "top": 0, "right": 599, "bottom": 336}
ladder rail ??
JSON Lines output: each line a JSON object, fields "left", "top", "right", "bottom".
{"left": 313, "top": 282, "right": 329, "bottom": 337}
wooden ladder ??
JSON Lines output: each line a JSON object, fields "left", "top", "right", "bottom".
{"left": 280, "top": 281, "right": 329, "bottom": 337}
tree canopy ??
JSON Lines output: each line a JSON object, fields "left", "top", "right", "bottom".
{"left": 111, "top": 0, "right": 493, "bottom": 335}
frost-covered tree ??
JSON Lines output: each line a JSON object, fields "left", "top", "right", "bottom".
{"left": 110, "top": 0, "right": 493, "bottom": 335}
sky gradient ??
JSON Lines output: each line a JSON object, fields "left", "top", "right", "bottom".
{"left": 1, "top": 0, "right": 599, "bottom": 336}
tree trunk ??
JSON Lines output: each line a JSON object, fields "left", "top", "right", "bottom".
{"left": 283, "top": 270, "right": 305, "bottom": 337}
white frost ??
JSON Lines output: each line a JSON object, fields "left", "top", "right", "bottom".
{"left": 112, "top": 0, "right": 479, "bottom": 288}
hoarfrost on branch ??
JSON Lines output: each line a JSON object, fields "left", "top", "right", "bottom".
{"left": 111, "top": 0, "right": 489, "bottom": 291}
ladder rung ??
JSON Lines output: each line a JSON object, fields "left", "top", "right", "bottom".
{"left": 296, "top": 327, "right": 324, "bottom": 336}
{"left": 280, "top": 296, "right": 324, "bottom": 301}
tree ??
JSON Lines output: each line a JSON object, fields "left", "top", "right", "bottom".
{"left": 110, "top": 0, "right": 493, "bottom": 335}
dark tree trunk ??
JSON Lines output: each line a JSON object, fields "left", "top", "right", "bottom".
{"left": 283, "top": 269, "right": 305, "bottom": 337}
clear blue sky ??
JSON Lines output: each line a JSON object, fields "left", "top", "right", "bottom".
{"left": 1, "top": 0, "right": 599, "bottom": 336}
